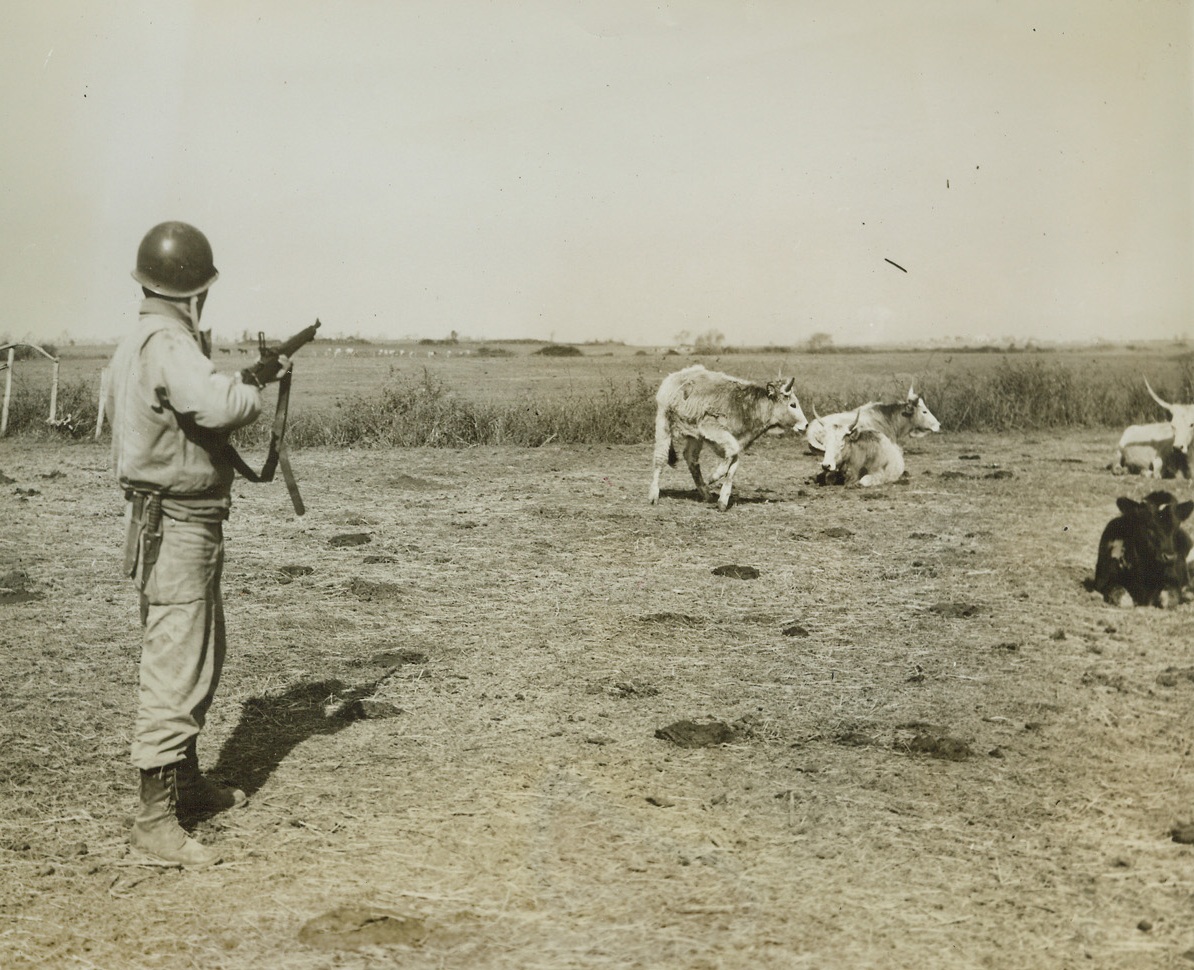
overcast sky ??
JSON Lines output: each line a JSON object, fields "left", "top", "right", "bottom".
{"left": 2, "top": 1, "right": 1190, "bottom": 347}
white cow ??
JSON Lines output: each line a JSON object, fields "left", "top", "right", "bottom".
{"left": 817, "top": 413, "right": 906, "bottom": 487}
{"left": 649, "top": 364, "right": 807, "bottom": 511}
{"left": 805, "top": 386, "right": 940, "bottom": 453}
{"left": 1114, "top": 380, "right": 1194, "bottom": 479}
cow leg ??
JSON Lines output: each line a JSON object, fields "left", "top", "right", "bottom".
{"left": 1156, "top": 587, "right": 1182, "bottom": 609}
{"left": 714, "top": 454, "right": 741, "bottom": 510}
{"left": 1103, "top": 585, "right": 1136, "bottom": 608}
{"left": 695, "top": 422, "right": 741, "bottom": 510}
{"left": 681, "top": 437, "right": 710, "bottom": 500}
{"left": 648, "top": 410, "right": 672, "bottom": 505}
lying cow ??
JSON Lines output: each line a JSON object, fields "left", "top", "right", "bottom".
{"left": 816, "top": 413, "right": 906, "bottom": 487}
{"left": 1114, "top": 379, "right": 1194, "bottom": 478}
{"left": 648, "top": 364, "right": 807, "bottom": 510}
{"left": 805, "top": 386, "right": 940, "bottom": 454}
{"left": 1094, "top": 490, "right": 1193, "bottom": 608}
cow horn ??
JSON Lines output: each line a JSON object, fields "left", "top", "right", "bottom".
{"left": 847, "top": 409, "right": 861, "bottom": 433}
{"left": 1145, "top": 378, "right": 1172, "bottom": 413}
{"left": 907, "top": 384, "right": 917, "bottom": 402}
{"left": 782, "top": 376, "right": 795, "bottom": 393}
{"left": 810, "top": 403, "right": 821, "bottom": 420}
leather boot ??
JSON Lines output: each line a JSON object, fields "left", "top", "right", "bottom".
{"left": 177, "top": 742, "right": 246, "bottom": 817}
{"left": 130, "top": 765, "right": 221, "bottom": 868}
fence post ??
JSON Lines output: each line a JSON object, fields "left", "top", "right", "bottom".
{"left": 0, "top": 347, "right": 13, "bottom": 437}
{"left": 96, "top": 367, "right": 110, "bottom": 439}
{"left": 49, "top": 358, "right": 59, "bottom": 424}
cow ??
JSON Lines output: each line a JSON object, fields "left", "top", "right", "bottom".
{"left": 805, "top": 386, "right": 941, "bottom": 454}
{"left": 1113, "top": 379, "right": 1194, "bottom": 479}
{"left": 1094, "top": 490, "right": 1194, "bottom": 608}
{"left": 648, "top": 364, "right": 807, "bottom": 511}
{"left": 816, "top": 412, "right": 906, "bottom": 487}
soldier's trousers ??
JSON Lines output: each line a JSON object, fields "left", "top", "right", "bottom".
{"left": 132, "top": 517, "right": 226, "bottom": 771}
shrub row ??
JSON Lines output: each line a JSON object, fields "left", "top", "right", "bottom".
{"left": 4, "top": 356, "right": 1193, "bottom": 445}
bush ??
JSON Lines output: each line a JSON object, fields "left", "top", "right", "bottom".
{"left": 0, "top": 378, "right": 97, "bottom": 438}
{"left": 280, "top": 370, "right": 654, "bottom": 448}
{"left": 7, "top": 354, "right": 1194, "bottom": 446}
{"left": 533, "top": 344, "right": 582, "bottom": 357}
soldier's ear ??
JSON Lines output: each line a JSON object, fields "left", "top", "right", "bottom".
{"left": 1116, "top": 497, "right": 1140, "bottom": 515}
{"left": 1177, "top": 501, "right": 1194, "bottom": 523}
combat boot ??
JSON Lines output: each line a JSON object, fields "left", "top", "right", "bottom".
{"left": 177, "top": 741, "right": 246, "bottom": 817}
{"left": 130, "top": 765, "right": 221, "bottom": 868}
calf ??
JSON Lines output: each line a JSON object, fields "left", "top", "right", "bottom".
{"left": 816, "top": 414, "right": 905, "bottom": 487}
{"left": 1094, "top": 490, "right": 1193, "bottom": 608}
{"left": 649, "top": 364, "right": 807, "bottom": 510}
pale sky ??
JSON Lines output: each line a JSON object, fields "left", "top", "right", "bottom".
{"left": 1, "top": 1, "right": 1190, "bottom": 347}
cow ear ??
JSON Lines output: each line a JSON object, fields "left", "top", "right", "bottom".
{"left": 1177, "top": 501, "right": 1194, "bottom": 523}
{"left": 1116, "top": 497, "right": 1140, "bottom": 515}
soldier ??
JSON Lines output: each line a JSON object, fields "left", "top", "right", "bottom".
{"left": 107, "top": 221, "right": 288, "bottom": 867}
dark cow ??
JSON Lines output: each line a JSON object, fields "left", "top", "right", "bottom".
{"left": 1094, "top": 490, "right": 1193, "bottom": 608}
{"left": 648, "top": 364, "right": 807, "bottom": 510}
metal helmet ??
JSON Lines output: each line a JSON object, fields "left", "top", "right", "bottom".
{"left": 131, "top": 221, "right": 219, "bottom": 297}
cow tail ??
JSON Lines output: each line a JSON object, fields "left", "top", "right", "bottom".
{"left": 667, "top": 442, "right": 677, "bottom": 467}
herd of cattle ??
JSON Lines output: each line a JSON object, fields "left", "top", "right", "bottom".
{"left": 647, "top": 363, "right": 1194, "bottom": 610}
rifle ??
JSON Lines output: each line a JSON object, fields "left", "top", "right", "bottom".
{"left": 240, "top": 319, "right": 322, "bottom": 388}
{"left": 229, "top": 319, "right": 321, "bottom": 515}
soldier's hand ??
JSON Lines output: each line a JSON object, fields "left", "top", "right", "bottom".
{"left": 240, "top": 354, "right": 292, "bottom": 388}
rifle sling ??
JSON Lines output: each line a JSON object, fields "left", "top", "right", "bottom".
{"left": 226, "top": 369, "right": 307, "bottom": 516}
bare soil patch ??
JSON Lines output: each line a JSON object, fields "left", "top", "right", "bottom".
{"left": 2, "top": 431, "right": 1193, "bottom": 968}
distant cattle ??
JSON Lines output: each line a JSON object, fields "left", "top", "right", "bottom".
{"left": 816, "top": 414, "right": 906, "bottom": 487}
{"left": 1114, "top": 380, "right": 1194, "bottom": 479}
{"left": 1094, "top": 490, "right": 1193, "bottom": 608}
{"left": 649, "top": 364, "right": 807, "bottom": 511}
{"left": 805, "top": 387, "right": 940, "bottom": 454}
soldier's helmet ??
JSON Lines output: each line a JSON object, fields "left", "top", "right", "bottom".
{"left": 132, "top": 222, "right": 219, "bottom": 297}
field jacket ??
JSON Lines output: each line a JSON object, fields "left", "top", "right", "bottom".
{"left": 107, "top": 298, "right": 262, "bottom": 512}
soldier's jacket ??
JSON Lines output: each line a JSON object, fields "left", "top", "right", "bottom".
{"left": 107, "top": 297, "right": 262, "bottom": 517}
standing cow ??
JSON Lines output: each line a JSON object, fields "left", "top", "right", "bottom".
{"left": 816, "top": 413, "right": 906, "bottom": 487}
{"left": 805, "top": 386, "right": 941, "bottom": 454}
{"left": 1094, "top": 490, "right": 1193, "bottom": 608}
{"left": 1114, "top": 379, "right": 1194, "bottom": 478}
{"left": 649, "top": 364, "right": 807, "bottom": 511}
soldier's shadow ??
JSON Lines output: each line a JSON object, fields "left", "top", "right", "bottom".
{"left": 208, "top": 677, "right": 383, "bottom": 801}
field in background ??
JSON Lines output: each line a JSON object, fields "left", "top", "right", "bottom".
{"left": 4, "top": 340, "right": 1193, "bottom": 447}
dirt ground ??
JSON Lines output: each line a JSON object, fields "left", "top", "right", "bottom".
{"left": 2, "top": 430, "right": 1193, "bottom": 969}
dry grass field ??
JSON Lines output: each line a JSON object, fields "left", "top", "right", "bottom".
{"left": 3, "top": 407, "right": 1194, "bottom": 967}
